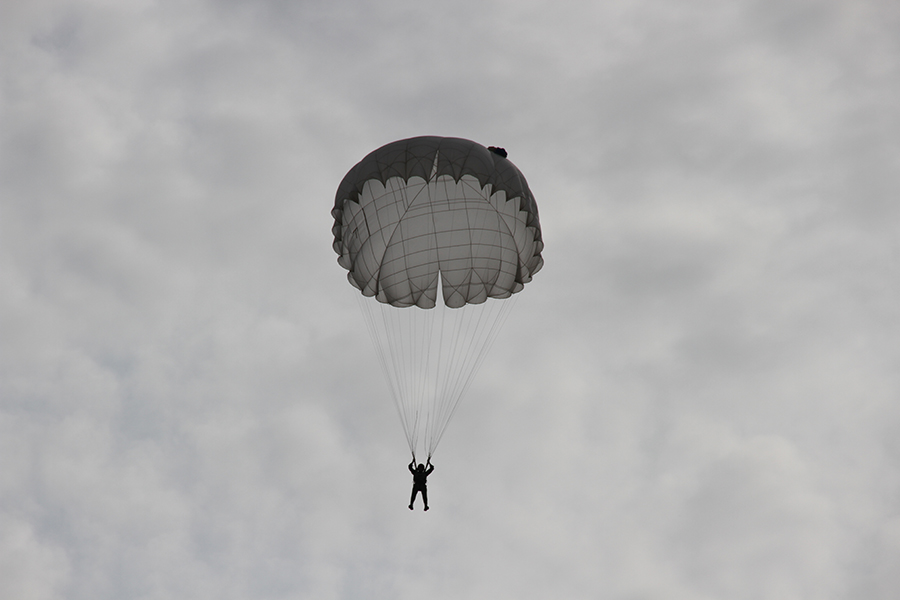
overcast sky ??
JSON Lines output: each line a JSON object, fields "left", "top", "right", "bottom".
{"left": 2, "top": 1, "right": 899, "bottom": 599}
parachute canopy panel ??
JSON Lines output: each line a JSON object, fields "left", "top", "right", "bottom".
{"left": 332, "top": 136, "right": 544, "bottom": 308}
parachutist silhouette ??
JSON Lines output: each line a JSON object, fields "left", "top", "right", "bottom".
{"left": 408, "top": 459, "right": 434, "bottom": 511}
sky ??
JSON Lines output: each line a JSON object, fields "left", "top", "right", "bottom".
{"left": 1, "top": 0, "right": 899, "bottom": 599}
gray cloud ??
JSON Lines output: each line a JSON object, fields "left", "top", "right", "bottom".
{"left": 2, "top": 0, "right": 899, "bottom": 598}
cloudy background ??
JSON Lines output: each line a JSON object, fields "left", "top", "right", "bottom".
{"left": 2, "top": 0, "right": 899, "bottom": 598}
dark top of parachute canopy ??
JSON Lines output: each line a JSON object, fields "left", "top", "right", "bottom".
{"left": 331, "top": 136, "right": 542, "bottom": 255}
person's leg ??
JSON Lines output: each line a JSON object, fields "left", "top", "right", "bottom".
{"left": 422, "top": 487, "right": 429, "bottom": 510}
{"left": 409, "top": 487, "right": 419, "bottom": 509}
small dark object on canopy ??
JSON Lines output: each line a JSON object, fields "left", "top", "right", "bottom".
{"left": 488, "top": 146, "right": 508, "bottom": 158}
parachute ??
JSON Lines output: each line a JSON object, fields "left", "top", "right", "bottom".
{"left": 331, "top": 136, "right": 543, "bottom": 460}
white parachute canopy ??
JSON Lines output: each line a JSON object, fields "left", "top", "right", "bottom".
{"left": 331, "top": 136, "right": 543, "bottom": 459}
